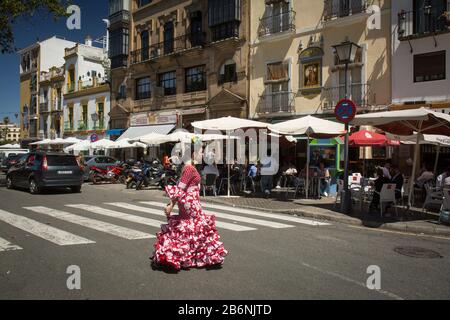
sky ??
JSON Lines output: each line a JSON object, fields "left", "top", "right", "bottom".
{"left": 0, "top": 0, "right": 109, "bottom": 124}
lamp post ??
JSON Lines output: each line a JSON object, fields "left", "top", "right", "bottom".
{"left": 332, "top": 40, "right": 360, "bottom": 214}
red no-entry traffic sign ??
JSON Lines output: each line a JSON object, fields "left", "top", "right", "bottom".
{"left": 334, "top": 99, "right": 357, "bottom": 124}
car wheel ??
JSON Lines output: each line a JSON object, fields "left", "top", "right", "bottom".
{"left": 6, "top": 176, "right": 13, "bottom": 189}
{"left": 29, "top": 179, "right": 41, "bottom": 195}
{"left": 71, "top": 186, "right": 82, "bottom": 193}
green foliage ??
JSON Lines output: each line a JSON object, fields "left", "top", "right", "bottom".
{"left": 0, "top": 0, "right": 71, "bottom": 54}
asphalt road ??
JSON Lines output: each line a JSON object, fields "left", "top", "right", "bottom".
{"left": 0, "top": 175, "right": 449, "bottom": 300}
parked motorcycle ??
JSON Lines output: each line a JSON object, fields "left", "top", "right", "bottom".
{"left": 90, "top": 163, "right": 128, "bottom": 184}
{"left": 160, "top": 164, "right": 181, "bottom": 189}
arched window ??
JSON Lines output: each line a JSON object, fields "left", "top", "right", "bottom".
{"left": 218, "top": 59, "right": 237, "bottom": 85}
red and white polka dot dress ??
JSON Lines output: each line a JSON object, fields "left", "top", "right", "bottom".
{"left": 151, "top": 164, "right": 228, "bottom": 270}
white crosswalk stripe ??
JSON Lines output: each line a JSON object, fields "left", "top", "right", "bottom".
{"left": 23, "top": 206, "right": 154, "bottom": 240}
{"left": 66, "top": 204, "right": 166, "bottom": 228}
{"left": 0, "top": 209, "right": 94, "bottom": 246}
{"left": 139, "top": 201, "right": 296, "bottom": 229}
{"left": 201, "top": 202, "right": 331, "bottom": 226}
{"left": 105, "top": 202, "right": 257, "bottom": 232}
{"left": 0, "top": 236, "right": 23, "bottom": 252}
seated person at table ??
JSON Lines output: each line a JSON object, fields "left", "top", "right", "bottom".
{"left": 318, "top": 162, "right": 331, "bottom": 197}
{"left": 390, "top": 165, "right": 404, "bottom": 200}
{"left": 370, "top": 167, "right": 391, "bottom": 211}
{"left": 415, "top": 166, "right": 434, "bottom": 188}
{"left": 276, "top": 160, "right": 298, "bottom": 188}
{"left": 436, "top": 167, "right": 450, "bottom": 190}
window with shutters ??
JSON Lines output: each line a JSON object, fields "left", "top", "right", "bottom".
{"left": 414, "top": 50, "right": 446, "bottom": 82}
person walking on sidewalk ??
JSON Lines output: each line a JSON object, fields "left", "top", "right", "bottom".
{"left": 150, "top": 142, "right": 228, "bottom": 271}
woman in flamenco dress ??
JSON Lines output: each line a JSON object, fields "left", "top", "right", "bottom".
{"left": 150, "top": 144, "right": 228, "bottom": 270}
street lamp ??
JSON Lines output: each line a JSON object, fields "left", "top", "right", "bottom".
{"left": 332, "top": 40, "right": 360, "bottom": 214}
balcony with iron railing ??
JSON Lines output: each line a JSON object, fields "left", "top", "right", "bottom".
{"left": 67, "top": 83, "right": 76, "bottom": 93}
{"left": 131, "top": 33, "right": 206, "bottom": 64}
{"left": 259, "top": 10, "right": 296, "bottom": 37}
{"left": 64, "top": 121, "right": 74, "bottom": 132}
{"left": 93, "top": 120, "right": 106, "bottom": 130}
{"left": 324, "top": 0, "right": 368, "bottom": 21}
{"left": 321, "top": 83, "right": 370, "bottom": 112}
{"left": 77, "top": 120, "right": 88, "bottom": 131}
{"left": 398, "top": 3, "right": 450, "bottom": 40}
{"left": 39, "top": 102, "right": 49, "bottom": 113}
{"left": 258, "top": 91, "right": 295, "bottom": 114}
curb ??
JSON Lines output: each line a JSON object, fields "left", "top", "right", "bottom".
{"left": 202, "top": 198, "right": 450, "bottom": 238}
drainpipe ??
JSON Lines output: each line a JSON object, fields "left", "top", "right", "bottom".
{"left": 246, "top": 0, "right": 251, "bottom": 119}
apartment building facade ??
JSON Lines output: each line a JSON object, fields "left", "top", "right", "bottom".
{"left": 0, "top": 124, "right": 21, "bottom": 143}
{"left": 249, "top": 0, "right": 392, "bottom": 122}
{"left": 62, "top": 38, "right": 111, "bottom": 141}
{"left": 38, "top": 66, "right": 65, "bottom": 139}
{"left": 392, "top": 0, "right": 450, "bottom": 113}
{"left": 108, "top": 0, "right": 249, "bottom": 140}
{"left": 18, "top": 36, "right": 77, "bottom": 145}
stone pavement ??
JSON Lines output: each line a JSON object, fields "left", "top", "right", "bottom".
{"left": 201, "top": 194, "right": 450, "bottom": 237}
{"left": 81, "top": 183, "right": 450, "bottom": 238}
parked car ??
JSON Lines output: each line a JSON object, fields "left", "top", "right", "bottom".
{"left": 5, "top": 152, "right": 84, "bottom": 194}
{"left": 1, "top": 154, "right": 23, "bottom": 173}
{"left": 0, "top": 149, "right": 28, "bottom": 169}
{"left": 83, "top": 156, "right": 120, "bottom": 181}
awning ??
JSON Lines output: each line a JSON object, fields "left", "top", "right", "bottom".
{"left": 117, "top": 124, "right": 176, "bottom": 141}
{"left": 107, "top": 129, "right": 126, "bottom": 136}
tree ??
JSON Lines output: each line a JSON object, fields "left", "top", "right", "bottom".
{"left": 0, "top": 0, "right": 70, "bottom": 54}
{"left": 1, "top": 117, "right": 10, "bottom": 142}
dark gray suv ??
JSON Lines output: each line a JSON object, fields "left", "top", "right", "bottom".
{"left": 6, "top": 152, "right": 84, "bottom": 194}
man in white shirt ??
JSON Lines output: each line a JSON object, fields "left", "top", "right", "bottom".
{"left": 436, "top": 168, "right": 450, "bottom": 189}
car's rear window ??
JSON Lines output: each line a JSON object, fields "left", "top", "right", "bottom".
{"left": 47, "top": 155, "right": 78, "bottom": 166}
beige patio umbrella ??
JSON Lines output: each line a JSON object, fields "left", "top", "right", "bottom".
{"left": 269, "top": 115, "right": 347, "bottom": 199}
{"left": 352, "top": 107, "right": 450, "bottom": 207}
{"left": 192, "top": 117, "right": 269, "bottom": 197}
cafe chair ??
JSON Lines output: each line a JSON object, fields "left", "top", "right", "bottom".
{"left": 373, "top": 183, "right": 398, "bottom": 218}
{"left": 423, "top": 183, "right": 444, "bottom": 213}
{"left": 202, "top": 174, "right": 218, "bottom": 197}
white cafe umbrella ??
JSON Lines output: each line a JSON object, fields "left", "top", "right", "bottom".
{"left": 64, "top": 139, "right": 91, "bottom": 153}
{"left": 193, "top": 117, "right": 269, "bottom": 197}
{"left": 352, "top": 107, "right": 450, "bottom": 207}
{"left": 386, "top": 133, "right": 450, "bottom": 173}
{"left": 269, "top": 116, "right": 347, "bottom": 199}
{"left": 91, "top": 139, "right": 116, "bottom": 150}
{"left": 130, "top": 132, "right": 171, "bottom": 145}
{"left": 29, "top": 139, "right": 52, "bottom": 146}
{"left": 107, "top": 138, "right": 148, "bottom": 149}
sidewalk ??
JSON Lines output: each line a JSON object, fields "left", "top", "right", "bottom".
{"left": 201, "top": 195, "right": 450, "bottom": 237}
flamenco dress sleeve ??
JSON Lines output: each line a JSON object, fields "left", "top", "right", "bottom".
{"left": 164, "top": 165, "right": 194, "bottom": 200}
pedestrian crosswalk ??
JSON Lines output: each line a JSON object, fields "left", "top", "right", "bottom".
{"left": 0, "top": 200, "right": 331, "bottom": 253}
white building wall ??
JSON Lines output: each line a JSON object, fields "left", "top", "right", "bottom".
{"left": 64, "top": 90, "right": 111, "bottom": 138}
{"left": 39, "top": 37, "right": 77, "bottom": 72}
{"left": 392, "top": 0, "right": 450, "bottom": 104}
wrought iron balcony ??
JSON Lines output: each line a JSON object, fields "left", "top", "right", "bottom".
{"left": 67, "top": 83, "right": 75, "bottom": 93}
{"left": 258, "top": 91, "right": 295, "bottom": 114}
{"left": 64, "top": 121, "right": 74, "bottom": 132}
{"left": 39, "top": 102, "right": 49, "bottom": 113}
{"left": 77, "top": 120, "right": 88, "bottom": 131}
{"left": 321, "top": 83, "right": 370, "bottom": 111}
{"left": 131, "top": 33, "right": 206, "bottom": 64}
{"left": 259, "top": 10, "right": 296, "bottom": 37}
{"left": 324, "top": 0, "right": 368, "bottom": 21}
{"left": 398, "top": 4, "right": 450, "bottom": 40}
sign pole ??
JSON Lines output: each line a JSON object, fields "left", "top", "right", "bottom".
{"left": 334, "top": 97, "right": 356, "bottom": 215}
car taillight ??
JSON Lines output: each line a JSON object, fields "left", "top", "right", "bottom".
{"left": 42, "top": 156, "right": 48, "bottom": 171}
